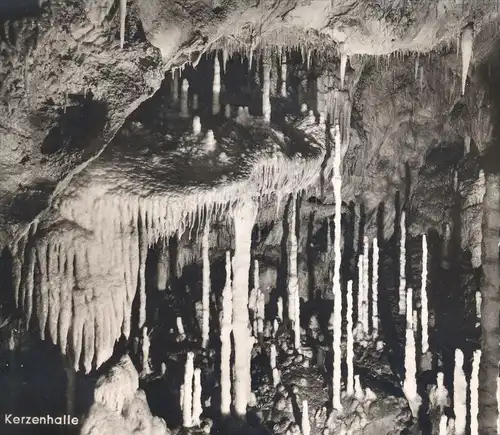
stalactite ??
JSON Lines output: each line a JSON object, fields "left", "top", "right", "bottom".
{"left": 202, "top": 221, "right": 211, "bottom": 348}
{"left": 142, "top": 327, "right": 151, "bottom": 375}
{"left": 213, "top": 56, "right": 221, "bottom": 115}
{"left": 222, "top": 48, "right": 228, "bottom": 73}
{"left": 471, "top": 349, "right": 480, "bottom": 435}
{"left": 421, "top": 234, "right": 429, "bottom": 354}
{"left": 346, "top": 280, "right": 354, "bottom": 396}
{"left": 403, "top": 288, "right": 421, "bottom": 418}
{"left": 193, "top": 94, "right": 199, "bottom": 111}
{"left": 232, "top": 200, "right": 258, "bottom": 416}
{"left": 138, "top": 221, "right": 148, "bottom": 329}
{"left": 302, "top": 400, "right": 311, "bottom": 435}
{"left": 362, "top": 236, "right": 369, "bottom": 335}
{"left": 119, "top": 0, "right": 126, "bottom": 49}
{"left": 460, "top": 23, "right": 474, "bottom": 96}
{"left": 181, "top": 78, "right": 189, "bottom": 118}
{"left": 332, "top": 124, "right": 343, "bottom": 412}
{"left": 372, "top": 238, "right": 379, "bottom": 335}
{"left": 464, "top": 135, "right": 471, "bottom": 155}
{"left": 220, "top": 251, "right": 232, "bottom": 416}
{"left": 172, "top": 69, "right": 179, "bottom": 103}
{"left": 183, "top": 352, "right": 194, "bottom": 428}
{"left": 262, "top": 53, "right": 271, "bottom": 123}
{"left": 156, "top": 241, "right": 168, "bottom": 291}
{"left": 399, "top": 211, "right": 407, "bottom": 315}
{"left": 454, "top": 349, "right": 467, "bottom": 435}
{"left": 192, "top": 368, "right": 202, "bottom": 426}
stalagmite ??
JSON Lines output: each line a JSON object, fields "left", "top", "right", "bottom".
{"left": 332, "top": 124, "right": 343, "bottom": 412}
{"left": 460, "top": 23, "right": 474, "bottom": 96}
{"left": 354, "top": 375, "right": 364, "bottom": 402}
{"left": 340, "top": 43, "right": 347, "bottom": 90}
{"left": 183, "top": 352, "right": 195, "bottom": 428}
{"left": 281, "top": 52, "right": 287, "bottom": 97}
{"left": 372, "top": 238, "right": 379, "bottom": 335}
{"left": 192, "top": 368, "right": 202, "bottom": 426}
{"left": 181, "top": 78, "right": 189, "bottom": 117}
{"left": 202, "top": 221, "right": 211, "bottom": 348}
{"left": 497, "top": 364, "right": 500, "bottom": 435}
{"left": 421, "top": 234, "right": 429, "bottom": 354}
{"left": 301, "top": 400, "right": 311, "bottom": 435}
{"left": 277, "top": 297, "right": 283, "bottom": 322}
{"left": 399, "top": 211, "right": 407, "bottom": 315}
{"left": 262, "top": 53, "right": 271, "bottom": 123}
{"left": 357, "top": 254, "right": 364, "bottom": 329}
{"left": 220, "top": 251, "right": 233, "bottom": 416}
{"left": 475, "top": 291, "right": 481, "bottom": 321}
{"left": 213, "top": 56, "right": 221, "bottom": 115}
{"left": 142, "top": 327, "right": 151, "bottom": 375}
{"left": 232, "top": 200, "right": 258, "bottom": 416}
{"left": 439, "top": 415, "right": 448, "bottom": 435}
{"left": 403, "top": 288, "right": 421, "bottom": 418}
{"left": 464, "top": 135, "right": 471, "bottom": 155}
{"left": 287, "top": 195, "right": 300, "bottom": 350}
{"left": 224, "top": 104, "right": 231, "bottom": 119}
{"left": 177, "top": 317, "right": 185, "bottom": 336}
{"left": 172, "top": 69, "right": 179, "bottom": 103}
{"left": 270, "top": 344, "right": 280, "bottom": 387}
{"left": 362, "top": 236, "right": 369, "bottom": 334}
{"left": 454, "top": 349, "right": 467, "bottom": 435}
{"left": 204, "top": 130, "right": 217, "bottom": 153}
{"left": 346, "top": 280, "right": 354, "bottom": 396}
{"left": 471, "top": 349, "right": 481, "bottom": 435}
{"left": 193, "top": 116, "right": 202, "bottom": 135}
{"left": 119, "top": 0, "right": 126, "bottom": 49}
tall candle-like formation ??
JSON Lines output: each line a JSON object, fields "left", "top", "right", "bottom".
{"left": 119, "top": 0, "right": 126, "bottom": 49}
{"left": 454, "top": 349, "right": 467, "bottom": 435}
{"left": 172, "top": 69, "right": 179, "bottom": 103}
{"left": 183, "top": 352, "right": 195, "bottom": 427}
{"left": 475, "top": 291, "right": 481, "bottom": 320}
{"left": 262, "top": 53, "right": 271, "bottom": 123}
{"left": 213, "top": 56, "right": 221, "bottom": 115}
{"left": 201, "top": 221, "right": 211, "bottom": 348}
{"left": 362, "top": 236, "right": 369, "bottom": 334}
{"left": 346, "top": 280, "right": 354, "bottom": 396}
{"left": 421, "top": 234, "right": 429, "bottom": 354}
{"left": 141, "top": 327, "right": 151, "bottom": 375}
{"left": 399, "top": 211, "right": 407, "bottom": 315}
{"left": 372, "top": 238, "right": 379, "bottom": 335}
{"left": 497, "top": 363, "right": 500, "bottom": 435}
{"left": 156, "top": 241, "right": 168, "bottom": 291}
{"left": 180, "top": 79, "right": 189, "bottom": 117}
{"left": 357, "top": 254, "right": 364, "bottom": 328}
{"left": 332, "top": 124, "right": 343, "bottom": 412}
{"left": 280, "top": 52, "right": 287, "bottom": 97}
{"left": 277, "top": 297, "right": 283, "bottom": 322}
{"left": 139, "top": 223, "right": 148, "bottom": 329}
{"left": 270, "top": 344, "right": 280, "bottom": 387}
{"left": 302, "top": 400, "right": 311, "bottom": 435}
{"left": 288, "top": 195, "right": 300, "bottom": 350}
{"left": 340, "top": 43, "right": 347, "bottom": 89}
{"left": 460, "top": 23, "right": 473, "bottom": 96}
{"left": 471, "top": 349, "right": 481, "bottom": 435}
{"left": 192, "top": 368, "right": 202, "bottom": 426}
{"left": 220, "top": 251, "right": 233, "bottom": 415}
{"left": 403, "top": 288, "right": 421, "bottom": 417}
{"left": 232, "top": 200, "right": 257, "bottom": 416}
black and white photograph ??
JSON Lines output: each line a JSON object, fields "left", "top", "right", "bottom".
{"left": 0, "top": 0, "right": 499, "bottom": 434}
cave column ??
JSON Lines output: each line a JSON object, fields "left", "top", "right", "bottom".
{"left": 232, "top": 199, "right": 258, "bottom": 417}
{"left": 201, "top": 220, "right": 211, "bottom": 349}
{"left": 479, "top": 172, "right": 500, "bottom": 434}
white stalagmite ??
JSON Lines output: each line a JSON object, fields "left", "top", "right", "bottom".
{"left": 332, "top": 123, "right": 343, "bottom": 412}
{"left": 346, "top": 280, "right": 354, "bottom": 396}
{"left": 220, "top": 251, "right": 233, "bottom": 416}
{"left": 302, "top": 400, "right": 311, "bottom": 435}
{"left": 202, "top": 221, "right": 211, "bottom": 348}
{"left": 421, "top": 234, "right": 429, "bottom": 354}
{"left": 119, "top": 0, "right": 126, "bottom": 49}
{"left": 460, "top": 23, "right": 474, "bottom": 96}
{"left": 287, "top": 195, "right": 300, "bottom": 350}
{"left": 399, "top": 211, "right": 407, "bottom": 315}
{"left": 193, "top": 116, "right": 202, "bottom": 135}
{"left": 497, "top": 364, "right": 500, "bottom": 435}
{"left": 181, "top": 78, "right": 189, "bottom": 117}
{"left": 277, "top": 297, "right": 283, "bottom": 322}
{"left": 183, "top": 352, "right": 195, "bottom": 428}
{"left": 471, "top": 349, "right": 480, "bottom": 435}
{"left": 280, "top": 52, "right": 287, "bottom": 97}
{"left": 475, "top": 291, "right": 481, "bottom": 320}
{"left": 262, "top": 53, "right": 271, "bottom": 123}
{"left": 362, "top": 236, "right": 369, "bottom": 334}
{"left": 340, "top": 43, "right": 347, "bottom": 89}
{"left": 403, "top": 287, "right": 421, "bottom": 418}
{"left": 213, "top": 56, "right": 221, "bottom": 115}
{"left": 270, "top": 344, "right": 280, "bottom": 387}
{"left": 192, "top": 368, "right": 202, "bottom": 426}
{"left": 357, "top": 254, "right": 364, "bottom": 329}
{"left": 439, "top": 415, "right": 448, "bottom": 435}
{"left": 454, "top": 349, "right": 467, "bottom": 435}
{"left": 177, "top": 317, "right": 185, "bottom": 336}
{"left": 141, "top": 327, "right": 151, "bottom": 375}
{"left": 232, "top": 200, "right": 257, "bottom": 416}
{"left": 372, "top": 238, "right": 379, "bottom": 335}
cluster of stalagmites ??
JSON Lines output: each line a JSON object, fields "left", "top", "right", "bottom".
{"left": 80, "top": 355, "right": 168, "bottom": 435}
